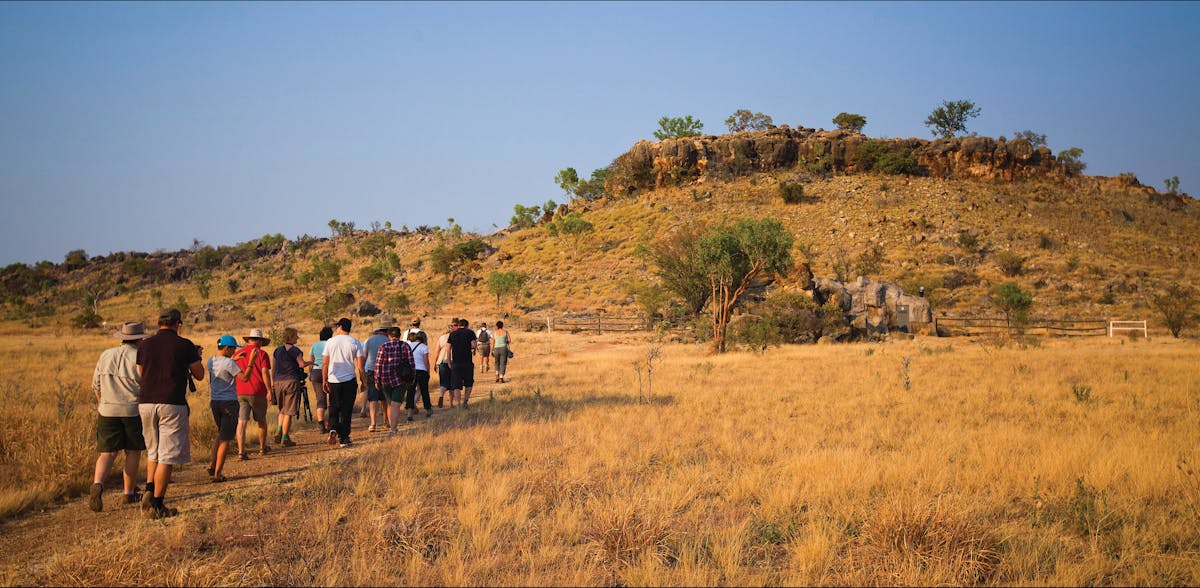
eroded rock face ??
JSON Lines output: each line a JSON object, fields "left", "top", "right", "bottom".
{"left": 812, "top": 276, "right": 933, "bottom": 337}
{"left": 606, "top": 129, "right": 1072, "bottom": 195}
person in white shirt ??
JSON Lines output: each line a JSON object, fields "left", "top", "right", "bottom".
{"left": 321, "top": 318, "right": 365, "bottom": 448}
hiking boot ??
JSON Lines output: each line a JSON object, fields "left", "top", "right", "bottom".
{"left": 327, "top": 430, "right": 338, "bottom": 446}
{"left": 89, "top": 483, "right": 103, "bottom": 512}
{"left": 282, "top": 438, "right": 297, "bottom": 447}
{"left": 146, "top": 504, "right": 179, "bottom": 519}
{"left": 124, "top": 490, "right": 142, "bottom": 504}
{"left": 261, "top": 445, "right": 271, "bottom": 455}
{"left": 274, "top": 430, "right": 283, "bottom": 444}
{"left": 437, "top": 397, "right": 444, "bottom": 408}
{"left": 319, "top": 422, "right": 328, "bottom": 434}
{"left": 239, "top": 452, "right": 250, "bottom": 461}
{"left": 141, "top": 486, "right": 154, "bottom": 511}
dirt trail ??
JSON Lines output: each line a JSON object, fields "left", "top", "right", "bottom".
{"left": 0, "top": 409, "right": 434, "bottom": 581}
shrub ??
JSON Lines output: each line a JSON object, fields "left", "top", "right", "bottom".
{"left": 990, "top": 282, "right": 1032, "bottom": 330}
{"left": 725, "top": 109, "right": 774, "bottom": 133}
{"left": 1149, "top": 282, "right": 1198, "bottom": 338}
{"left": 855, "top": 244, "right": 885, "bottom": 277}
{"left": 1058, "top": 147, "right": 1086, "bottom": 173}
{"left": 993, "top": 250, "right": 1025, "bottom": 277}
{"left": 778, "top": 181, "right": 805, "bottom": 204}
{"left": 1012, "top": 130, "right": 1047, "bottom": 148}
{"left": 1164, "top": 176, "right": 1181, "bottom": 195}
{"left": 874, "top": 151, "right": 921, "bottom": 175}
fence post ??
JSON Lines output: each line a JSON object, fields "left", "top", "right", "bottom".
{"left": 597, "top": 316, "right": 602, "bottom": 335}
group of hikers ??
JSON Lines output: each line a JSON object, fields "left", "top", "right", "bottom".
{"left": 90, "top": 308, "right": 514, "bottom": 519}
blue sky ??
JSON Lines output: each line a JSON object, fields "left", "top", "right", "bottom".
{"left": 1, "top": 1, "right": 1197, "bottom": 265}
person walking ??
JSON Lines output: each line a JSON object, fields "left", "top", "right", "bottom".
{"left": 136, "top": 309, "right": 204, "bottom": 519}
{"left": 362, "top": 318, "right": 393, "bottom": 431}
{"left": 206, "top": 335, "right": 245, "bottom": 483}
{"left": 375, "top": 326, "right": 415, "bottom": 436}
{"left": 476, "top": 322, "right": 492, "bottom": 373}
{"left": 272, "top": 327, "right": 310, "bottom": 448}
{"left": 407, "top": 330, "right": 433, "bottom": 421}
{"left": 233, "top": 329, "right": 274, "bottom": 460}
{"left": 89, "top": 321, "right": 151, "bottom": 512}
{"left": 492, "top": 320, "right": 513, "bottom": 383}
{"left": 435, "top": 321, "right": 454, "bottom": 408}
{"left": 323, "top": 318, "right": 364, "bottom": 448}
{"left": 448, "top": 318, "right": 478, "bottom": 409}
{"left": 307, "top": 326, "right": 333, "bottom": 434}
{"left": 401, "top": 317, "right": 423, "bottom": 343}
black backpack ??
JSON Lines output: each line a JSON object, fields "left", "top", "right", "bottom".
{"left": 397, "top": 345, "right": 416, "bottom": 383}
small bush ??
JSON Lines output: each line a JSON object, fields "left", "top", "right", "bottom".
{"left": 875, "top": 151, "right": 921, "bottom": 175}
{"left": 778, "top": 181, "right": 805, "bottom": 204}
{"left": 993, "top": 250, "right": 1025, "bottom": 277}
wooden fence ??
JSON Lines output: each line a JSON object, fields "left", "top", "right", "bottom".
{"left": 546, "top": 316, "right": 646, "bottom": 334}
{"left": 934, "top": 316, "right": 1108, "bottom": 337}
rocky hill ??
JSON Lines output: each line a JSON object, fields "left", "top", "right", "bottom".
{"left": 2, "top": 131, "right": 1197, "bottom": 339}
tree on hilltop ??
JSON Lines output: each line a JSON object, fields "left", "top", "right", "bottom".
{"left": 1012, "top": 129, "right": 1047, "bottom": 148}
{"left": 1058, "top": 147, "right": 1086, "bottom": 173}
{"left": 832, "top": 112, "right": 867, "bottom": 133}
{"left": 924, "top": 99, "right": 981, "bottom": 139}
{"left": 554, "top": 167, "right": 580, "bottom": 199}
{"left": 654, "top": 115, "right": 704, "bottom": 140}
{"left": 725, "top": 109, "right": 775, "bottom": 133}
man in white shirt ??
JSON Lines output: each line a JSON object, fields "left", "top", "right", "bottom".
{"left": 322, "top": 318, "right": 365, "bottom": 448}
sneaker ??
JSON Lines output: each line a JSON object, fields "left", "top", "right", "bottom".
{"left": 89, "top": 483, "right": 103, "bottom": 512}
{"left": 146, "top": 504, "right": 179, "bottom": 519}
{"left": 339, "top": 441, "right": 353, "bottom": 448}
{"left": 273, "top": 430, "right": 283, "bottom": 444}
{"left": 261, "top": 445, "right": 271, "bottom": 455}
{"left": 327, "top": 430, "right": 338, "bottom": 446}
{"left": 124, "top": 491, "right": 141, "bottom": 504}
{"left": 282, "top": 438, "right": 297, "bottom": 447}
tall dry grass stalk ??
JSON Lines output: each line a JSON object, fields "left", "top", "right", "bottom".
{"left": 2, "top": 328, "right": 1199, "bottom": 585}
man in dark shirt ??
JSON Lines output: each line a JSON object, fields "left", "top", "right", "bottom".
{"left": 137, "top": 308, "right": 204, "bottom": 519}
{"left": 446, "top": 318, "right": 478, "bottom": 409}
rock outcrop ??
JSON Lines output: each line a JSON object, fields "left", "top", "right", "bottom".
{"left": 812, "top": 276, "right": 933, "bottom": 337}
{"left": 606, "top": 127, "right": 1071, "bottom": 196}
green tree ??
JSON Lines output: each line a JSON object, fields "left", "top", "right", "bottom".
{"left": 697, "top": 218, "right": 794, "bottom": 353}
{"left": 296, "top": 258, "right": 343, "bottom": 290}
{"left": 648, "top": 226, "right": 711, "bottom": 317}
{"left": 63, "top": 249, "right": 88, "bottom": 270}
{"left": 511, "top": 204, "right": 540, "bottom": 229}
{"left": 546, "top": 212, "right": 594, "bottom": 253}
{"left": 653, "top": 115, "right": 704, "bottom": 140}
{"left": 1149, "top": 282, "right": 1198, "bottom": 338}
{"left": 487, "top": 271, "right": 529, "bottom": 310}
{"left": 724, "top": 109, "right": 774, "bottom": 133}
{"left": 554, "top": 167, "right": 580, "bottom": 200}
{"left": 1164, "top": 176, "right": 1181, "bottom": 195}
{"left": 924, "top": 99, "right": 981, "bottom": 139}
{"left": 1058, "top": 147, "right": 1086, "bottom": 173}
{"left": 193, "top": 270, "right": 213, "bottom": 300}
{"left": 832, "top": 112, "right": 867, "bottom": 133}
{"left": 1012, "top": 129, "right": 1047, "bottom": 148}
{"left": 990, "top": 282, "right": 1033, "bottom": 330}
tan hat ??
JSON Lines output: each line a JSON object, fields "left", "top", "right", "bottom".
{"left": 243, "top": 328, "right": 271, "bottom": 345}
{"left": 112, "top": 321, "right": 150, "bottom": 341}
{"left": 374, "top": 316, "right": 395, "bottom": 333}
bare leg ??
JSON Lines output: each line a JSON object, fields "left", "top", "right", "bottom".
{"left": 462, "top": 386, "right": 472, "bottom": 408}
{"left": 152, "top": 463, "right": 173, "bottom": 497}
{"left": 280, "top": 413, "right": 293, "bottom": 437}
{"left": 213, "top": 441, "right": 229, "bottom": 477}
{"left": 389, "top": 402, "right": 402, "bottom": 434}
{"left": 122, "top": 451, "right": 140, "bottom": 494}
{"left": 256, "top": 420, "right": 269, "bottom": 452}
{"left": 94, "top": 452, "right": 117, "bottom": 485}
{"left": 236, "top": 420, "right": 248, "bottom": 455}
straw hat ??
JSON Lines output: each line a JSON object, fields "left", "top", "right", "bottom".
{"left": 243, "top": 328, "right": 271, "bottom": 345}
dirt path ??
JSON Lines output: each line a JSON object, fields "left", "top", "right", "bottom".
{"left": 0, "top": 409, "right": 433, "bottom": 581}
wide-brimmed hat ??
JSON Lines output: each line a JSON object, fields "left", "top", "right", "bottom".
{"left": 374, "top": 317, "right": 395, "bottom": 333}
{"left": 243, "top": 328, "right": 270, "bottom": 344}
{"left": 112, "top": 321, "right": 151, "bottom": 341}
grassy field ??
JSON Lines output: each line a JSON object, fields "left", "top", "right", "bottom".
{"left": 1, "top": 325, "right": 1199, "bottom": 585}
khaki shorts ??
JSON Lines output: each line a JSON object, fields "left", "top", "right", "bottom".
{"left": 138, "top": 403, "right": 191, "bottom": 466}
{"left": 274, "top": 380, "right": 303, "bottom": 417}
{"left": 238, "top": 395, "right": 268, "bottom": 423}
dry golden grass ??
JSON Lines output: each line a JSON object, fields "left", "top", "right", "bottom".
{"left": 2, "top": 327, "right": 1199, "bottom": 585}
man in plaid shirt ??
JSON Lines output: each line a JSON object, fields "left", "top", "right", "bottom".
{"left": 375, "top": 327, "right": 415, "bottom": 435}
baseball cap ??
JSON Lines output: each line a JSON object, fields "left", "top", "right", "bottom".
{"left": 158, "top": 308, "right": 182, "bottom": 324}
{"left": 217, "top": 334, "right": 240, "bottom": 348}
